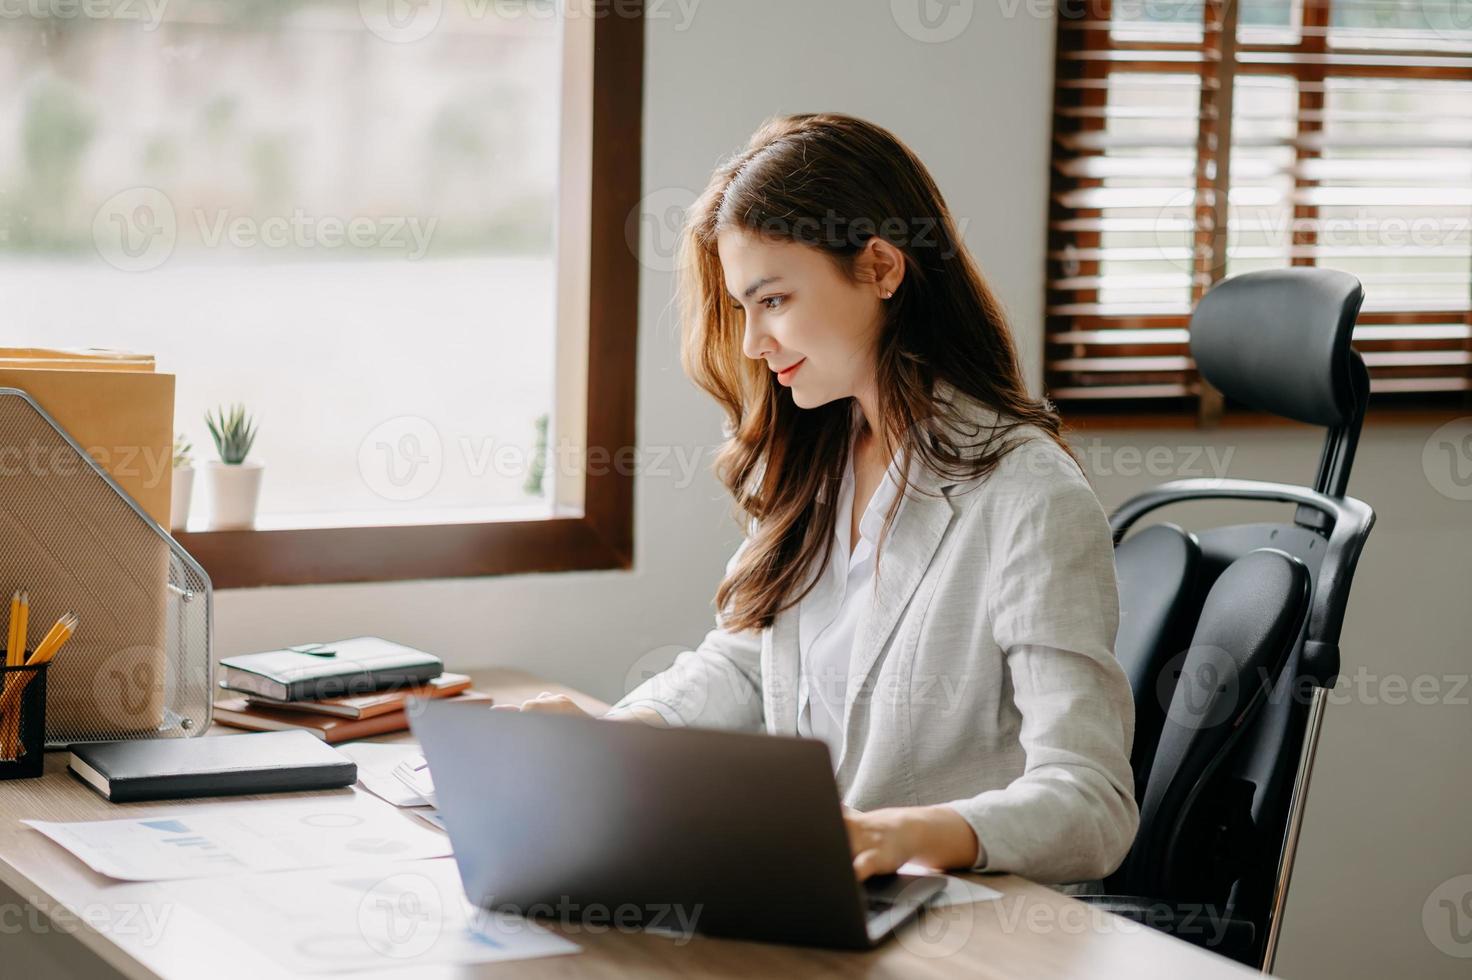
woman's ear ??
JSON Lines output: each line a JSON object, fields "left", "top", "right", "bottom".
{"left": 856, "top": 236, "right": 905, "bottom": 299}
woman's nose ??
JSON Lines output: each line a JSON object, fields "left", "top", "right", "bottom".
{"left": 741, "top": 317, "right": 773, "bottom": 361}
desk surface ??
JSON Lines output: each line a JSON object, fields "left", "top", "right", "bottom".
{"left": 0, "top": 668, "right": 1261, "bottom": 979}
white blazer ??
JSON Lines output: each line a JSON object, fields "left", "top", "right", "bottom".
{"left": 614, "top": 392, "right": 1138, "bottom": 884}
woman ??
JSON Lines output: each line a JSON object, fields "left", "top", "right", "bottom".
{"left": 502, "top": 113, "right": 1138, "bottom": 886}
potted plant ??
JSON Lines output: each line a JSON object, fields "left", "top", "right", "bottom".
{"left": 200, "top": 404, "right": 262, "bottom": 530}
{"left": 169, "top": 433, "right": 194, "bottom": 531}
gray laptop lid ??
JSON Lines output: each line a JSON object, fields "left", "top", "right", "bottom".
{"left": 411, "top": 701, "right": 877, "bottom": 947}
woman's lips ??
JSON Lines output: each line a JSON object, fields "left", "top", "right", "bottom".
{"left": 776, "top": 358, "right": 806, "bottom": 385}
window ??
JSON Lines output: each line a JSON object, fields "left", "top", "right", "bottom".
{"left": 1045, "top": 0, "right": 1472, "bottom": 421}
{"left": 0, "top": 0, "right": 643, "bottom": 586}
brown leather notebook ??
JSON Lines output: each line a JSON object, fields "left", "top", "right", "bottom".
{"left": 213, "top": 691, "right": 495, "bottom": 743}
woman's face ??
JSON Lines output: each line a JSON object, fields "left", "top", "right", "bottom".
{"left": 716, "top": 228, "right": 899, "bottom": 410}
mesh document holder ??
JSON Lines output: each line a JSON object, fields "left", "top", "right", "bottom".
{"left": 0, "top": 388, "right": 212, "bottom": 747}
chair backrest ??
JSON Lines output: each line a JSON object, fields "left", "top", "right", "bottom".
{"left": 1112, "top": 522, "right": 1201, "bottom": 796}
{"left": 1101, "top": 268, "right": 1377, "bottom": 966}
{"left": 1112, "top": 548, "right": 1311, "bottom": 899}
{"left": 1190, "top": 267, "right": 1366, "bottom": 431}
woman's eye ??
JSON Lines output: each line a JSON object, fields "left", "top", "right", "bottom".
{"left": 761, "top": 295, "right": 785, "bottom": 311}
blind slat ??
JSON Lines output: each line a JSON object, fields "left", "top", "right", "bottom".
{"left": 1051, "top": 325, "right": 1472, "bottom": 345}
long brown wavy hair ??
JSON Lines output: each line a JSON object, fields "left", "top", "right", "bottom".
{"left": 678, "top": 112, "right": 1076, "bottom": 633}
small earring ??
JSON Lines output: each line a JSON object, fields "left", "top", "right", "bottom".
{"left": 883, "top": 290, "right": 893, "bottom": 299}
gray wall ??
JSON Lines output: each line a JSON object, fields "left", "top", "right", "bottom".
{"left": 215, "top": 3, "right": 1472, "bottom": 976}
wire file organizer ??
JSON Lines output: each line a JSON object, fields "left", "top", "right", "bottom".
{"left": 0, "top": 388, "right": 212, "bottom": 747}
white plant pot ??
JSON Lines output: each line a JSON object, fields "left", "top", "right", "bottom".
{"left": 170, "top": 465, "right": 195, "bottom": 531}
{"left": 201, "top": 460, "right": 264, "bottom": 531}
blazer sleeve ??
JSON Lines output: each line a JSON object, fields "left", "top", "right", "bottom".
{"left": 607, "top": 536, "right": 765, "bottom": 731}
{"left": 944, "top": 468, "right": 1140, "bottom": 884}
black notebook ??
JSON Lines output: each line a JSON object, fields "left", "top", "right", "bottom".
{"left": 68, "top": 730, "right": 358, "bottom": 803}
{"left": 218, "top": 637, "right": 444, "bottom": 702}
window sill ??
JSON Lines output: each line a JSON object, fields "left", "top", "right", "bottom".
{"left": 174, "top": 514, "right": 631, "bottom": 589}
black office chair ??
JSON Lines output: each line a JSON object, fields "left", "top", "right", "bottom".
{"left": 1082, "top": 268, "right": 1378, "bottom": 970}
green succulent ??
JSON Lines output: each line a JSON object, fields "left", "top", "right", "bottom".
{"left": 524, "top": 413, "right": 548, "bottom": 497}
{"left": 205, "top": 404, "right": 258, "bottom": 465}
{"left": 172, "top": 433, "right": 193, "bottom": 469}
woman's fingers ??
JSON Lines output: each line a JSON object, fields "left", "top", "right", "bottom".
{"left": 517, "top": 693, "right": 589, "bottom": 717}
{"left": 843, "top": 813, "right": 867, "bottom": 850}
{"left": 487, "top": 693, "right": 589, "bottom": 717}
{"left": 852, "top": 848, "right": 892, "bottom": 881}
{"left": 853, "top": 849, "right": 876, "bottom": 881}
{"left": 844, "top": 814, "right": 883, "bottom": 866}
{"left": 845, "top": 808, "right": 922, "bottom": 880}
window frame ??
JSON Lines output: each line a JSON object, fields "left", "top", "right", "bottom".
{"left": 174, "top": 4, "right": 643, "bottom": 589}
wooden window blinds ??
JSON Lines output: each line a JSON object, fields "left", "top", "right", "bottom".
{"left": 1045, "top": 0, "right": 1472, "bottom": 420}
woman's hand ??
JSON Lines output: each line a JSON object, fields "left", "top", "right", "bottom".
{"left": 845, "top": 807, "right": 923, "bottom": 880}
{"left": 844, "top": 805, "right": 983, "bottom": 880}
{"left": 491, "top": 692, "right": 670, "bottom": 726}
{"left": 490, "top": 691, "right": 593, "bottom": 718}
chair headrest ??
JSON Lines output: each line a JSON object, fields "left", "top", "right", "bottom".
{"left": 1189, "top": 269, "right": 1365, "bottom": 427}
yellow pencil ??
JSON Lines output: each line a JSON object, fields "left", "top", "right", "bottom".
{"left": 5, "top": 591, "right": 18, "bottom": 667}
{"left": 0, "top": 613, "right": 76, "bottom": 756}
{"left": 1, "top": 597, "right": 50, "bottom": 758}
{"left": 1, "top": 591, "right": 15, "bottom": 757}
{"left": 28, "top": 613, "right": 77, "bottom": 666}
{"left": 15, "top": 592, "right": 28, "bottom": 660}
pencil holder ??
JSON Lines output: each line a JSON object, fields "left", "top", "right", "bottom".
{"left": 0, "top": 659, "right": 48, "bottom": 778}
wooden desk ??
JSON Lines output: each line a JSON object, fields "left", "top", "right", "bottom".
{"left": 0, "top": 669, "right": 1261, "bottom": 979}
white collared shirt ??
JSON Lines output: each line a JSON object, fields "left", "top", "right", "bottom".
{"left": 796, "top": 423, "right": 907, "bottom": 762}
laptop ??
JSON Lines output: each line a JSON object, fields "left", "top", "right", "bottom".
{"left": 410, "top": 701, "right": 947, "bottom": 948}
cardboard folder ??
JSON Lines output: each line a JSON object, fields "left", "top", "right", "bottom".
{"left": 0, "top": 349, "right": 174, "bottom": 528}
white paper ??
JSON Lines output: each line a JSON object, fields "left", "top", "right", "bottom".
{"left": 391, "top": 753, "right": 437, "bottom": 806}
{"left": 897, "top": 861, "right": 1004, "bottom": 907}
{"left": 156, "top": 858, "right": 579, "bottom": 973}
{"left": 24, "top": 793, "right": 451, "bottom": 881}
{"left": 338, "top": 742, "right": 432, "bottom": 808}
{"left": 411, "top": 808, "right": 447, "bottom": 833}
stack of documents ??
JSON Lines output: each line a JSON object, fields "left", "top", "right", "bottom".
{"left": 336, "top": 743, "right": 447, "bottom": 831}
{"left": 22, "top": 791, "right": 580, "bottom": 972}
{"left": 337, "top": 742, "right": 436, "bottom": 809}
